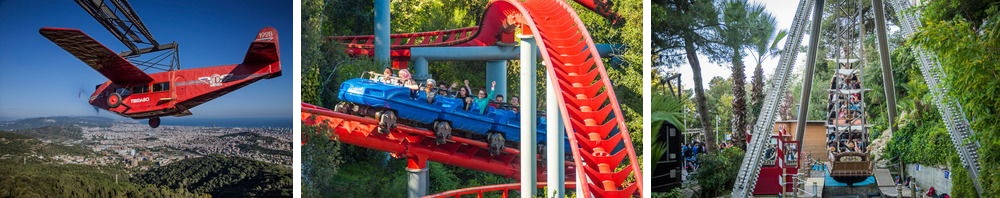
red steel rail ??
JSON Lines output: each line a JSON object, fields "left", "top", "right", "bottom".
{"left": 302, "top": 102, "right": 575, "bottom": 179}
{"left": 424, "top": 182, "right": 577, "bottom": 198}
{"left": 328, "top": 0, "right": 623, "bottom": 69}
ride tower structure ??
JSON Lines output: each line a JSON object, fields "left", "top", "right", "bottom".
{"left": 732, "top": 0, "right": 984, "bottom": 197}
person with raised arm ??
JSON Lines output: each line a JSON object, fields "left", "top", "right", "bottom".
{"left": 472, "top": 81, "right": 496, "bottom": 114}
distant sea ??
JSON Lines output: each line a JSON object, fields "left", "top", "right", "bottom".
{"left": 162, "top": 117, "right": 292, "bottom": 128}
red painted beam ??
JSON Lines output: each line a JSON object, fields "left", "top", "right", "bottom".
{"left": 424, "top": 182, "right": 577, "bottom": 198}
{"left": 302, "top": 103, "right": 574, "bottom": 180}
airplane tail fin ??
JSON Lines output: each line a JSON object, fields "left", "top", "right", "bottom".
{"left": 242, "top": 27, "right": 281, "bottom": 72}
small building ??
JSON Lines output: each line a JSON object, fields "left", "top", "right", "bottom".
{"left": 773, "top": 120, "right": 828, "bottom": 163}
{"left": 751, "top": 120, "right": 826, "bottom": 195}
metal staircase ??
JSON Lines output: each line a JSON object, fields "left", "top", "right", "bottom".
{"left": 889, "top": 0, "right": 983, "bottom": 194}
{"left": 731, "top": 0, "right": 812, "bottom": 196}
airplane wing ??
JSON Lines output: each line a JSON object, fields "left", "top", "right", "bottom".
{"left": 40, "top": 27, "right": 153, "bottom": 85}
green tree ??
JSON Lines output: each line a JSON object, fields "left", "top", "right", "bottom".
{"left": 653, "top": 0, "right": 722, "bottom": 152}
{"left": 911, "top": 0, "right": 1000, "bottom": 195}
{"left": 747, "top": 17, "right": 786, "bottom": 138}
{"left": 706, "top": 76, "right": 734, "bottom": 141}
{"left": 694, "top": 147, "right": 744, "bottom": 197}
{"left": 708, "top": 0, "right": 775, "bottom": 149}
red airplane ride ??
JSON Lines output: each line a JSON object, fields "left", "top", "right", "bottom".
{"left": 39, "top": 27, "right": 281, "bottom": 128}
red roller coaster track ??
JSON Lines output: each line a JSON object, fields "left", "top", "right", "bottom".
{"left": 307, "top": 0, "right": 640, "bottom": 197}
{"left": 301, "top": 103, "right": 576, "bottom": 180}
{"left": 328, "top": 0, "right": 623, "bottom": 69}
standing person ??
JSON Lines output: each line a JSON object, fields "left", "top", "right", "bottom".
{"left": 682, "top": 143, "right": 691, "bottom": 171}
{"left": 472, "top": 81, "right": 497, "bottom": 114}
{"left": 700, "top": 142, "right": 707, "bottom": 154}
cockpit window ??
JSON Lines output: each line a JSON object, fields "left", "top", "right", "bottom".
{"left": 131, "top": 85, "right": 149, "bottom": 93}
{"left": 152, "top": 82, "right": 170, "bottom": 92}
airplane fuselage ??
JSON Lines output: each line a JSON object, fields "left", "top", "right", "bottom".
{"left": 42, "top": 26, "right": 280, "bottom": 128}
{"left": 90, "top": 62, "right": 281, "bottom": 119}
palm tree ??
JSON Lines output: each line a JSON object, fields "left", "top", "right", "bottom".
{"left": 651, "top": 93, "right": 685, "bottom": 179}
{"left": 748, "top": 11, "right": 786, "bottom": 143}
{"left": 710, "top": 0, "right": 776, "bottom": 149}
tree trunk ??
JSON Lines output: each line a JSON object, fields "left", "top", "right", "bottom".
{"left": 731, "top": 52, "right": 747, "bottom": 149}
{"left": 749, "top": 62, "right": 765, "bottom": 145}
{"left": 684, "top": 39, "right": 717, "bottom": 152}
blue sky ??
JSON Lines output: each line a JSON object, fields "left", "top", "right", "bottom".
{"left": 0, "top": 1, "right": 293, "bottom": 121}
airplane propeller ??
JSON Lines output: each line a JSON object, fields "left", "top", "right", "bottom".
{"left": 79, "top": 87, "right": 100, "bottom": 115}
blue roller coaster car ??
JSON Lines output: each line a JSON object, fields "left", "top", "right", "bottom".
{"left": 335, "top": 76, "right": 569, "bottom": 156}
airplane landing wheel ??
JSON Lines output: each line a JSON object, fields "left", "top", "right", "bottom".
{"left": 149, "top": 117, "right": 160, "bottom": 128}
{"left": 487, "top": 132, "right": 505, "bottom": 156}
{"left": 433, "top": 121, "right": 452, "bottom": 144}
{"left": 108, "top": 93, "right": 122, "bottom": 108}
{"left": 376, "top": 110, "right": 396, "bottom": 134}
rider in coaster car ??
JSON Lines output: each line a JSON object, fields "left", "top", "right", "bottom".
{"left": 472, "top": 81, "right": 496, "bottom": 114}
{"left": 425, "top": 79, "right": 437, "bottom": 104}
{"left": 380, "top": 67, "right": 395, "bottom": 84}
{"left": 509, "top": 96, "right": 519, "bottom": 113}
{"left": 458, "top": 80, "right": 473, "bottom": 99}
{"left": 463, "top": 96, "right": 474, "bottom": 111}
{"left": 437, "top": 83, "right": 450, "bottom": 97}
{"left": 398, "top": 69, "right": 418, "bottom": 99}
{"left": 489, "top": 94, "right": 504, "bottom": 109}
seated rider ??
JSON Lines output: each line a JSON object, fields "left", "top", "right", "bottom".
{"left": 424, "top": 79, "right": 437, "bottom": 104}
{"left": 457, "top": 80, "right": 473, "bottom": 99}
{"left": 472, "top": 81, "right": 497, "bottom": 114}
{"left": 463, "top": 97, "right": 474, "bottom": 111}
{"left": 489, "top": 95, "right": 504, "bottom": 109}
{"left": 398, "top": 69, "right": 419, "bottom": 99}
{"left": 509, "top": 96, "right": 519, "bottom": 113}
{"left": 380, "top": 67, "right": 394, "bottom": 84}
{"left": 437, "top": 83, "right": 450, "bottom": 97}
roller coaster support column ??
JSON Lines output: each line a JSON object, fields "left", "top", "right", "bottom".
{"left": 375, "top": 0, "right": 390, "bottom": 67}
{"left": 488, "top": 60, "right": 509, "bottom": 97}
{"left": 546, "top": 67, "right": 566, "bottom": 196}
{"left": 796, "top": 0, "right": 824, "bottom": 149}
{"left": 519, "top": 34, "right": 538, "bottom": 197}
{"left": 871, "top": 0, "right": 897, "bottom": 132}
{"left": 406, "top": 155, "right": 428, "bottom": 198}
{"left": 413, "top": 57, "right": 430, "bottom": 81}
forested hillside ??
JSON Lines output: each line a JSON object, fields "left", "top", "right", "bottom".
{"left": 0, "top": 131, "right": 202, "bottom": 197}
{"left": 134, "top": 155, "right": 292, "bottom": 197}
